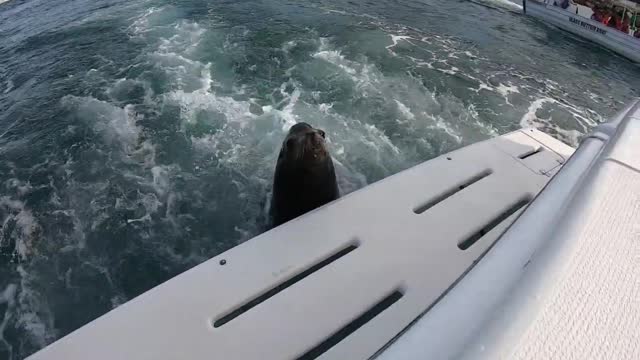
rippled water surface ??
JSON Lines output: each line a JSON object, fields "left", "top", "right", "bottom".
{"left": 0, "top": 0, "right": 638, "bottom": 358}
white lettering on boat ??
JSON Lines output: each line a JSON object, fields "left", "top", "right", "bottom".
{"left": 569, "top": 17, "right": 607, "bottom": 35}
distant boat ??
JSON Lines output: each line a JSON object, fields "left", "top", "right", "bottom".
{"left": 523, "top": 0, "right": 640, "bottom": 62}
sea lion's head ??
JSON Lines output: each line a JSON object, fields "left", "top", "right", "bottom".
{"left": 271, "top": 122, "right": 339, "bottom": 227}
{"left": 278, "top": 122, "right": 329, "bottom": 167}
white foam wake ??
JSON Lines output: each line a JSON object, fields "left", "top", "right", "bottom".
{"left": 475, "top": 0, "right": 523, "bottom": 10}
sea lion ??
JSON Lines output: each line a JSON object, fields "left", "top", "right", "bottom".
{"left": 270, "top": 122, "right": 339, "bottom": 227}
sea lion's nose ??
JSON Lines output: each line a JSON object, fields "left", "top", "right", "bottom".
{"left": 307, "top": 129, "right": 325, "bottom": 140}
{"left": 306, "top": 131, "right": 318, "bottom": 141}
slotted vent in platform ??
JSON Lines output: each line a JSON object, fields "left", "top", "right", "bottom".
{"left": 413, "top": 169, "right": 493, "bottom": 214}
{"left": 458, "top": 197, "right": 531, "bottom": 250}
{"left": 213, "top": 241, "right": 359, "bottom": 328}
{"left": 518, "top": 147, "right": 544, "bottom": 160}
{"left": 296, "top": 289, "right": 404, "bottom": 360}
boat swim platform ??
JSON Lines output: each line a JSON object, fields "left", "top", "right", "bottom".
{"left": 28, "top": 122, "right": 575, "bottom": 359}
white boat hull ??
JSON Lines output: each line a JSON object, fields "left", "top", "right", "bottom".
{"left": 525, "top": 0, "right": 640, "bottom": 63}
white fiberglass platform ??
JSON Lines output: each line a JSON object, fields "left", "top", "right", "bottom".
{"left": 28, "top": 127, "right": 573, "bottom": 360}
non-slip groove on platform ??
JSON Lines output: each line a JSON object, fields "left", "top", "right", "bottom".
{"left": 519, "top": 147, "right": 544, "bottom": 160}
{"left": 296, "top": 289, "right": 404, "bottom": 360}
{"left": 458, "top": 198, "right": 531, "bottom": 250}
{"left": 413, "top": 169, "right": 493, "bottom": 214}
{"left": 213, "top": 241, "right": 359, "bottom": 328}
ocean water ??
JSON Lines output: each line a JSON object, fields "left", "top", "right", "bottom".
{"left": 0, "top": 0, "right": 638, "bottom": 358}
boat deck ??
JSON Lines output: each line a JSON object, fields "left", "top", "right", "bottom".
{"left": 28, "top": 127, "right": 573, "bottom": 360}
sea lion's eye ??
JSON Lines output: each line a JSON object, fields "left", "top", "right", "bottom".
{"left": 318, "top": 130, "right": 326, "bottom": 138}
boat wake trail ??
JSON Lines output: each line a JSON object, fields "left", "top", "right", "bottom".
{"left": 470, "top": 0, "right": 524, "bottom": 11}
{"left": 0, "top": 0, "right": 637, "bottom": 358}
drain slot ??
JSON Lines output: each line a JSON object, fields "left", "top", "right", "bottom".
{"left": 458, "top": 198, "right": 530, "bottom": 250}
{"left": 297, "top": 289, "right": 404, "bottom": 360}
{"left": 518, "top": 147, "right": 544, "bottom": 160}
{"left": 414, "top": 169, "right": 493, "bottom": 214}
{"left": 213, "top": 242, "right": 359, "bottom": 328}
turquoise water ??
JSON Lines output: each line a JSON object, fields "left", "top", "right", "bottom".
{"left": 0, "top": 0, "right": 638, "bottom": 358}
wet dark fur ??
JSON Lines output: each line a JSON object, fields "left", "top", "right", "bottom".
{"left": 270, "top": 123, "right": 339, "bottom": 227}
